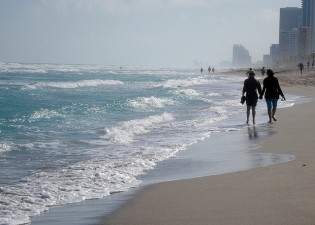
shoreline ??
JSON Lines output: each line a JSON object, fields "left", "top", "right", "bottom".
{"left": 101, "top": 73, "right": 315, "bottom": 225}
{"left": 221, "top": 66, "right": 315, "bottom": 87}
{"left": 32, "top": 97, "right": 288, "bottom": 225}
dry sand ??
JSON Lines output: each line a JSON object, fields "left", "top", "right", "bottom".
{"left": 102, "top": 70, "right": 315, "bottom": 225}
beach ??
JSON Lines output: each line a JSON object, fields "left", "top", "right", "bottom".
{"left": 2, "top": 64, "right": 274, "bottom": 225}
{"left": 102, "top": 69, "right": 315, "bottom": 225}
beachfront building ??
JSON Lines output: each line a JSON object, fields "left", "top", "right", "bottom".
{"left": 265, "top": 2, "right": 314, "bottom": 66}
{"left": 263, "top": 45, "right": 281, "bottom": 67}
{"left": 302, "top": 0, "right": 315, "bottom": 52}
{"left": 280, "top": 7, "right": 302, "bottom": 31}
{"left": 279, "top": 29, "right": 299, "bottom": 57}
{"left": 270, "top": 44, "right": 280, "bottom": 62}
{"left": 263, "top": 54, "right": 272, "bottom": 67}
{"left": 232, "top": 44, "right": 252, "bottom": 68}
{"left": 298, "top": 26, "right": 312, "bottom": 55}
{"left": 279, "top": 7, "right": 302, "bottom": 59}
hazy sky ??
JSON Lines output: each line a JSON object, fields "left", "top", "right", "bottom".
{"left": 0, "top": 0, "right": 301, "bottom": 68}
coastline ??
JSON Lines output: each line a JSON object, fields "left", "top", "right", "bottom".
{"left": 101, "top": 71, "right": 315, "bottom": 225}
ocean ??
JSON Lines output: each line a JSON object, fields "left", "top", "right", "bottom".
{"left": 0, "top": 63, "right": 299, "bottom": 225}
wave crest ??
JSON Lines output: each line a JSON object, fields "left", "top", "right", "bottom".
{"left": 128, "top": 97, "right": 175, "bottom": 110}
{"left": 105, "top": 112, "right": 174, "bottom": 144}
{"left": 26, "top": 79, "right": 123, "bottom": 89}
{"left": 0, "top": 143, "right": 12, "bottom": 153}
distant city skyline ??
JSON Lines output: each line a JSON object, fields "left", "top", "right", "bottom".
{"left": 264, "top": 0, "right": 315, "bottom": 67}
{"left": 232, "top": 44, "right": 251, "bottom": 67}
{"left": 0, "top": 0, "right": 301, "bottom": 68}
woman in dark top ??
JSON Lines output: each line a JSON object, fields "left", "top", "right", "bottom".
{"left": 242, "top": 70, "right": 262, "bottom": 125}
{"left": 259, "top": 69, "right": 285, "bottom": 123}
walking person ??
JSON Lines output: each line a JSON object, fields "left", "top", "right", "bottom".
{"left": 298, "top": 63, "right": 304, "bottom": 74}
{"left": 259, "top": 69, "right": 285, "bottom": 123}
{"left": 260, "top": 66, "right": 266, "bottom": 76}
{"left": 242, "top": 70, "right": 262, "bottom": 125}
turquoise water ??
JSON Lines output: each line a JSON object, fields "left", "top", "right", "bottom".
{"left": 0, "top": 63, "right": 297, "bottom": 225}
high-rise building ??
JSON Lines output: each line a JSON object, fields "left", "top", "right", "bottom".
{"left": 232, "top": 44, "right": 251, "bottom": 67}
{"left": 263, "top": 54, "right": 272, "bottom": 66}
{"left": 280, "top": 7, "right": 302, "bottom": 31}
{"left": 279, "top": 7, "right": 302, "bottom": 58}
{"left": 298, "top": 26, "right": 312, "bottom": 55}
{"left": 280, "top": 29, "right": 299, "bottom": 56}
{"left": 302, "top": 0, "right": 315, "bottom": 52}
{"left": 270, "top": 44, "right": 280, "bottom": 63}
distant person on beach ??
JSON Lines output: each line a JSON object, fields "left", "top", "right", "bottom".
{"left": 200, "top": 67, "right": 203, "bottom": 74}
{"left": 242, "top": 70, "right": 262, "bottom": 125}
{"left": 246, "top": 68, "right": 253, "bottom": 77}
{"left": 208, "top": 66, "right": 211, "bottom": 74}
{"left": 298, "top": 63, "right": 304, "bottom": 74}
{"left": 212, "top": 67, "right": 215, "bottom": 73}
{"left": 312, "top": 61, "right": 314, "bottom": 68}
{"left": 260, "top": 67, "right": 266, "bottom": 76}
{"left": 259, "top": 69, "right": 285, "bottom": 123}
{"left": 307, "top": 61, "right": 310, "bottom": 68}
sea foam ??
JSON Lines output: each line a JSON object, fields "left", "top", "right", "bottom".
{"left": 29, "top": 109, "right": 63, "bottom": 121}
{"left": 105, "top": 112, "right": 174, "bottom": 144}
{"left": 128, "top": 96, "right": 175, "bottom": 110}
{"left": 159, "top": 77, "right": 212, "bottom": 88}
{"left": 0, "top": 143, "right": 12, "bottom": 153}
{"left": 26, "top": 79, "right": 123, "bottom": 89}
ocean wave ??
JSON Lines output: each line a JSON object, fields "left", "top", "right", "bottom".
{"left": 0, "top": 157, "right": 144, "bottom": 225}
{"left": 25, "top": 79, "right": 123, "bottom": 89}
{"left": 219, "top": 99, "right": 240, "bottom": 107}
{"left": 128, "top": 97, "right": 175, "bottom": 110}
{"left": 0, "top": 63, "right": 48, "bottom": 73}
{"left": 192, "top": 106, "right": 228, "bottom": 128}
{"left": 0, "top": 63, "right": 86, "bottom": 74}
{"left": 29, "top": 109, "right": 63, "bottom": 121}
{"left": 0, "top": 143, "right": 12, "bottom": 153}
{"left": 104, "top": 112, "right": 174, "bottom": 144}
{"left": 157, "top": 77, "right": 212, "bottom": 89}
{"left": 178, "top": 89, "right": 201, "bottom": 96}
{"left": 207, "top": 92, "right": 221, "bottom": 97}
{"left": 0, "top": 140, "right": 188, "bottom": 225}
{"left": 0, "top": 62, "right": 195, "bottom": 76}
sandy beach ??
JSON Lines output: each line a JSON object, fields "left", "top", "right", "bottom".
{"left": 102, "top": 69, "right": 315, "bottom": 225}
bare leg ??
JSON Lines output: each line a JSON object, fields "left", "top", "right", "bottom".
{"left": 246, "top": 106, "right": 250, "bottom": 124}
{"left": 252, "top": 106, "right": 256, "bottom": 124}
{"left": 267, "top": 109, "right": 272, "bottom": 123}
{"left": 272, "top": 108, "right": 277, "bottom": 121}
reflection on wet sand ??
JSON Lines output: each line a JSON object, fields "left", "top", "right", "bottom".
{"left": 247, "top": 126, "right": 258, "bottom": 139}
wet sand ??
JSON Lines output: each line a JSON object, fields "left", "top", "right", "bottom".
{"left": 101, "top": 70, "right": 315, "bottom": 225}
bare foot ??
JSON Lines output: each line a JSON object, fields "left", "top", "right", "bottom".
{"left": 272, "top": 117, "right": 277, "bottom": 121}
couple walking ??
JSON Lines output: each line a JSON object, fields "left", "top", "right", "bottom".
{"left": 242, "top": 69, "right": 285, "bottom": 125}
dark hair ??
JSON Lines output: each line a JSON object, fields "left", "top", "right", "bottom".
{"left": 267, "top": 69, "right": 274, "bottom": 76}
{"left": 248, "top": 71, "right": 255, "bottom": 76}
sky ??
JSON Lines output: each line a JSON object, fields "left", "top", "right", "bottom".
{"left": 0, "top": 0, "right": 302, "bottom": 68}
